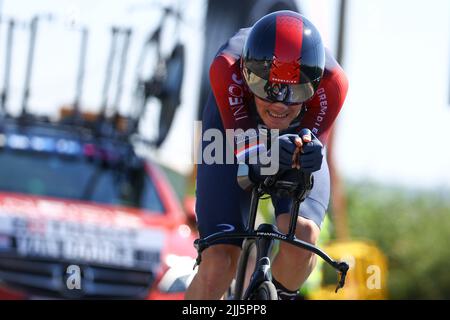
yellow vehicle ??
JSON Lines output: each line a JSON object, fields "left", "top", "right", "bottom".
{"left": 309, "top": 240, "right": 388, "bottom": 300}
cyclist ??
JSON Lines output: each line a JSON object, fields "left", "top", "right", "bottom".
{"left": 185, "top": 10, "right": 348, "bottom": 300}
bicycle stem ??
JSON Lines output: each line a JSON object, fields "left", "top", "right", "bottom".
{"left": 287, "top": 197, "right": 301, "bottom": 237}
{"left": 246, "top": 187, "right": 261, "bottom": 231}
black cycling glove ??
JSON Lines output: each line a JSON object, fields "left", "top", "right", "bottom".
{"left": 298, "top": 128, "right": 324, "bottom": 173}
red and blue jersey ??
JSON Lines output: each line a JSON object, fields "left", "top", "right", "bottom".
{"left": 209, "top": 28, "right": 349, "bottom": 163}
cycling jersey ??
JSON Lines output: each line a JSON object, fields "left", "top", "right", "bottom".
{"left": 195, "top": 28, "right": 348, "bottom": 246}
{"left": 209, "top": 28, "right": 348, "bottom": 162}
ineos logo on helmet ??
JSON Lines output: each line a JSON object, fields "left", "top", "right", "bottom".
{"left": 241, "top": 10, "right": 325, "bottom": 105}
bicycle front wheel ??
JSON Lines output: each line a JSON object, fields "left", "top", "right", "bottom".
{"left": 248, "top": 281, "right": 278, "bottom": 300}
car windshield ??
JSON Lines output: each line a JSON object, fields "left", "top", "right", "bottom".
{"left": 0, "top": 149, "right": 164, "bottom": 214}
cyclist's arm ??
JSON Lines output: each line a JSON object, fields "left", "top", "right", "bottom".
{"left": 209, "top": 52, "right": 263, "bottom": 163}
{"left": 300, "top": 50, "right": 349, "bottom": 146}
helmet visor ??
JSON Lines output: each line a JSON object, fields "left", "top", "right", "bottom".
{"left": 243, "top": 68, "right": 315, "bottom": 105}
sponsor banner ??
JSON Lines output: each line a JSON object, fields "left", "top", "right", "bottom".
{"left": 0, "top": 213, "right": 164, "bottom": 270}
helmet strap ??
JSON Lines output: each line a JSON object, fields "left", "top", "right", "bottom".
{"left": 297, "top": 104, "right": 308, "bottom": 124}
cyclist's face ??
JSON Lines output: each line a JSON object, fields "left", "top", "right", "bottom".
{"left": 254, "top": 96, "right": 303, "bottom": 130}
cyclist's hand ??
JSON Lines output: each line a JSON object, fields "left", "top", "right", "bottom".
{"left": 277, "top": 134, "right": 304, "bottom": 170}
{"left": 295, "top": 128, "right": 324, "bottom": 173}
{"left": 248, "top": 134, "right": 301, "bottom": 182}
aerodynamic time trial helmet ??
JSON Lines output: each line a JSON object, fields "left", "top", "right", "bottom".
{"left": 242, "top": 11, "right": 325, "bottom": 105}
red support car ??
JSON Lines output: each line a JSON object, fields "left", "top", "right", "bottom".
{"left": 0, "top": 117, "right": 198, "bottom": 300}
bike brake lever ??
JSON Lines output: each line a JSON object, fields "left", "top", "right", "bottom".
{"left": 193, "top": 253, "right": 201, "bottom": 270}
{"left": 335, "top": 262, "right": 349, "bottom": 293}
{"left": 193, "top": 239, "right": 206, "bottom": 270}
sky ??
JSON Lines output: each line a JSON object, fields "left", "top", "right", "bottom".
{"left": 337, "top": 0, "right": 450, "bottom": 189}
{"left": 1, "top": 0, "right": 449, "bottom": 189}
{"left": 295, "top": 0, "right": 450, "bottom": 189}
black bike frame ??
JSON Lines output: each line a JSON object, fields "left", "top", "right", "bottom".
{"left": 194, "top": 173, "right": 349, "bottom": 299}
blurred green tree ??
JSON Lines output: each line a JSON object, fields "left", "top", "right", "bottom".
{"left": 344, "top": 181, "right": 450, "bottom": 299}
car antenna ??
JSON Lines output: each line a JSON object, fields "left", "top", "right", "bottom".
{"left": 0, "top": 19, "right": 15, "bottom": 117}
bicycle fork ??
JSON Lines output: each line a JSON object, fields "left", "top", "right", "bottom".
{"left": 234, "top": 224, "right": 279, "bottom": 300}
